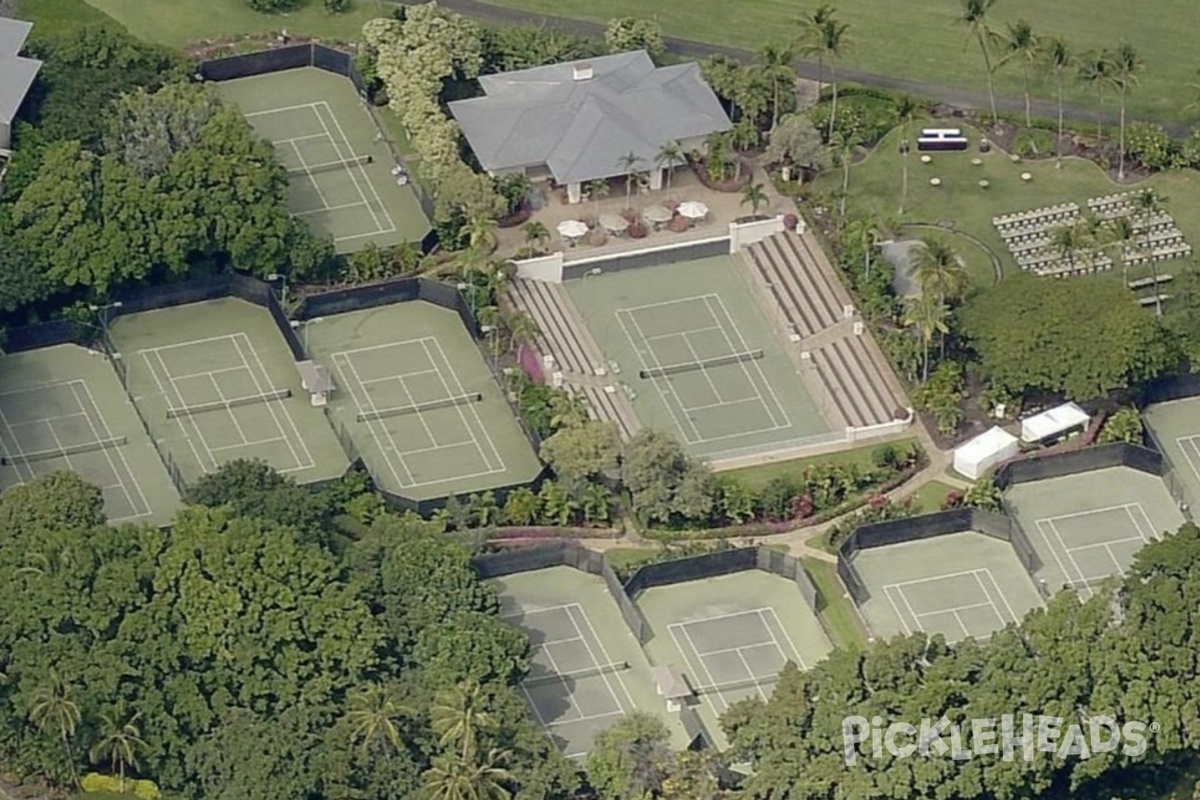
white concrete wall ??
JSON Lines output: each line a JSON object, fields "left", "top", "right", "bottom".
{"left": 728, "top": 215, "right": 785, "bottom": 253}
{"left": 513, "top": 252, "right": 565, "bottom": 283}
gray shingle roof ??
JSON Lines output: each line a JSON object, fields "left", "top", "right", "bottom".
{"left": 449, "top": 51, "right": 731, "bottom": 186}
{"left": 0, "top": 19, "right": 41, "bottom": 126}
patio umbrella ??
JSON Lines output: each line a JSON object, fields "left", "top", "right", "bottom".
{"left": 643, "top": 205, "right": 672, "bottom": 225}
{"left": 679, "top": 201, "right": 709, "bottom": 220}
{"left": 599, "top": 213, "right": 628, "bottom": 234}
{"left": 556, "top": 219, "right": 588, "bottom": 239}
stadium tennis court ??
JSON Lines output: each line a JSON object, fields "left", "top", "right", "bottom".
{"left": 110, "top": 299, "right": 349, "bottom": 487}
{"left": 0, "top": 345, "right": 179, "bottom": 525}
{"left": 853, "top": 531, "right": 1043, "bottom": 643}
{"left": 1004, "top": 466, "right": 1186, "bottom": 600}
{"left": 1144, "top": 397, "right": 1200, "bottom": 510}
{"left": 567, "top": 256, "right": 833, "bottom": 459}
{"left": 304, "top": 302, "right": 543, "bottom": 500}
{"left": 215, "top": 67, "right": 430, "bottom": 252}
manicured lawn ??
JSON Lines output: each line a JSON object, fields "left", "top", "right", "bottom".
{"left": 719, "top": 437, "right": 918, "bottom": 490}
{"left": 478, "top": 0, "right": 1195, "bottom": 124}
{"left": 21, "top": 0, "right": 121, "bottom": 35}
{"left": 81, "top": 0, "right": 384, "bottom": 48}
{"left": 604, "top": 546, "right": 663, "bottom": 575}
{"left": 911, "top": 479, "right": 958, "bottom": 513}
{"left": 811, "top": 119, "right": 1200, "bottom": 281}
{"left": 800, "top": 557, "right": 867, "bottom": 650}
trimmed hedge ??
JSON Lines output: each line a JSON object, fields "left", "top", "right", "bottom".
{"left": 492, "top": 526, "right": 621, "bottom": 540}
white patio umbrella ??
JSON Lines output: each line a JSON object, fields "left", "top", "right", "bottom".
{"left": 678, "top": 201, "right": 709, "bottom": 220}
{"left": 556, "top": 219, "right": 588, "bottom": 239}
{"left": 599, "top": 213, "right": 628, "bottom": 234}
{"left": 642, "top": 205, "right": 672, "bottom": 225}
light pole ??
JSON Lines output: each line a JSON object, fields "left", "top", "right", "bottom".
{"left": 290, "top": 317, "right": 322, "bottom": 355}
{"left": 88, "top": 301, "right": 123, "bottom": 339}
{"left": 266, "top": 273, "right": 288, "bottom": 307}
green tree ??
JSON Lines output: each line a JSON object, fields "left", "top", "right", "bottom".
{"left": 1098, "top": 407, "right": 1143, "bottom": 444}
{"left": 740, "top": 182, "right": 770, "bottom": 217}
{"left": 1002, "top": 19, "right": 1039, "bottom": 126}
{"left": 617, "top": 151, "right": 644, "bottom": 209}
{"left": 764, "top": 113, "right": 827, "bottom": 177}
{"left": 757, "top": 42, "right": 797, "bottom": 129}
{"left": 604, "top": 17, "right": 666, "bottom": 60}
{"left": 910, "top": 236, "right": 969, "bottom": 304}
{"left": 655, "top": 140, "right": 684, "bottom": 196}
{"left": 797, "top": 4, "right": 836, "bottom": 89}
{"left": 959, "top": 273, "right": 1175, "bottom": 399}
{"left": 1077, "top": 49, "right": 1115, "bottom": 143}
{"left": 585, "top": 711, "right": 671, "bottom": 800}
{"left": 1110, "top": 42, "right": 1144, "bottom": 181}
{"left": 89, "top": 711, "right": 147, "bottom": 793}
{"left": 622, "top": 430, "right": 715, "bottom": 524}
{"left": 902, "top": 291, "right": 948, "bottom": 383}
{"left": 586, "top": 178, "right": 611, "bottom": 220}
{"left": 537, "top": 481, "right": 577, "bottom": 526}
{"left": 29, "top": 671, "right": 82, "bottom": 785}
{"left": 581, "top": 484, "right": 613, "bottom": 524}
{"left": 1106, "top": 214, "right": 1138, "bottom": 282}
{"left": 422, "top": 748, "right": 513, "bottom": 800}
{"left": 814, "top": 10, "right": 851, "bottom": 139}
{"left": 522, "top": 221, "right": 549, "bottom": 251}
{"left": 958, "top": 0, "right": 1004, "bottom": 128}
{"left": 501, "top": 487, "right": 540, "bottom": 525}
{"left": 187, "top": 459, "right": 332, "bottom": 547}
{"left": 344, "top": 684, "right": 412, "bottom": 755}
{"left": 103, "top": 83, "right": 225, "bottom": 179}
{"left": 1132, "top": 187, "right": 1167, "bottom": 315}
{"left": 503, "top": 308, "right": 540, "bottom": 354}
{"left": 539, "top": 420, "right": 621, "bottom": 489}
{"left": 432, "top": 681, "right": 500, "bottom": 761}
{"left": 464, "top": 214, "right": 499, "bottom": 252}
{"left": 1043, "top": 36, "right": 1076, "bottom": 167}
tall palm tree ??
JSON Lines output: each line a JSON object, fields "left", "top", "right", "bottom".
{"left": 896, "top": 95, "right": 917, "bottom": 214}
{"left": 522, "top": 221, "right": 549, "bottom": 251}
{"left": 910, "top": 236, "right": 969, "bottom": 304}
{"left": 958, "top": 0, "right": 1003, "bottom": 128}
{"left": 1109, "top": 42, "right": 1143, "bottom": 181}
{"left": 1043, "top": 36, "right": 1075, "bottom": 167}
{"left": 463, "top": 215, "right": 498, "bottom": 252}
{"left": 1106, "top": 215, "right": 1137, "bottom": 283}
{"left": 477, "top": 305, "right": 503, "bottom": 358}
{"left": 421, "top": 748, "right": 513, "bottom": 800}
{"left": 1077, "top": 50, "right": 1114, "bottom": 144}
{"left": 1002, "top": 20, "right": 1039, "bottom": 126}
{"left": 797, "top": 4, "right": 835, "bottom": 87}
{"left": 758, "top": 42, "right": 797, "bottom": 129}
{"left": 344, "top": 683, "right": 412, "bottom": 755}
{"left": 504, "top": 309, "right": 540, "bottom": 354}
{"left": 830, "top": 130, "right": 860, "bottom": 230}
{"left": 585, "top": 178, "right": 610, "bottom": 220}
{"left": 1132, "top": 188, "right": 1167, "bottom": 315}
{"left": 1050, "top": 220, "right": 1085, "bottom": 274}
{"left": 903, "top": 291, "right": 948, "bottom": 383}
{"left": 654, "top": 141, "right": 683, "bottom": 196}
{"left": 740, "top": 182, "right": 769, "bottom": 217}
{"left": 29, "top": 671, "right": 81, "bottom": 784}
{"left": 89, "top": 712, "right": 146, "bottom": 793}
{"left": 432, "top": 681, "right": 500, "bottom": 761}
{"left": 616, "top": 151, "right": 643, "bottom": 210}
{"left": 815, "top": 12, "right": 851, "bottom": 138}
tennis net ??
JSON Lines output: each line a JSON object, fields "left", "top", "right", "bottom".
{"left": 692, "top": 674, "right": 778, "bottom": 697}
{"left": 166, "top": 389, "right": 291, "bottom": 419}
{"left": 2, "top": 436, "right": 127, "bottom": 465}
{"left": 523, "top": 661, "right": 629, "bottom": 688}
{"left": 638, "top": 349, "right": 764, "bottom": 379}
{"left": 356, "top": 392, "right": 482, "bottom": 423}
{"left": 288, "top": 154, "right": 372, "bottom": 177}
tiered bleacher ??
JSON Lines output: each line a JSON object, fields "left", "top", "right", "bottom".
{"left": 504, "top": 279, "right": 641, "bottom": 441}
{"left": 992, "top": 193, "right": 1191, "bottom": 278}
{"left": 737, "top": 231, "right": 909, "bottom": 431}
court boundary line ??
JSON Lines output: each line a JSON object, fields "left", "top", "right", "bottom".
{"left": 882, "top": 567, "right": 1017, "bottom": 642}
{"left": 1033, "top": 502, "right": 1155, "bottom": 595}
{"left": 71, "top": 382, "right": 152, "bottom": 520}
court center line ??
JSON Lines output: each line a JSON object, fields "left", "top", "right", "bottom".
{"left": 1034, "top": 518, "right": 1089, "bottom": 589}
{"left": 289, "top": 140, "right": 332, "bottom": 210}
{"left": 207, "top": 373, "right": 250, "bottom": 446}
{"left": 70, "top": 381, "right": 151, "bottom": 519}
{"left": 950, "top": 611, "right": 972, "bottom": 641}
{"left": 320, "top": 101, "right": 397, "bottom": 234}
{"left": 532, "top": 639, "right": 583, "bottom": 723}
{"left": 310, "top": 103, "right": 388, "bottom": 234}
{"left": 295, "top": 201, "right": 369, "bottom": 217}
{"left": 151, "top": 349, "right": 216, "bottom": 473}
{"left": 671, "top": 622, "right": 727, "bottom": 713}
{"left": 232, "top": 334, "right": 314, "bottom": 471}
{"left": 677, "top": 329, "right": 731, "bottom": 405}
{"left": 732, "top": 647, "right": 770, "bottom": 702}
{"left": 759, "top": 607, "right": 807, "bottom": 671}
{"left": 423, "top": 338, "right": 506, "bottom": 475}
{"left": 707, "top": 294, "right": 793, "bottom": 430}
{"left": 976, "top": 569, "right": 1022, "bottom": 623}
{"left": 1125, "top": 503, "right": 1158, "bottom": 543}
{"left": 567, "top": 604, "right": 636, "bottom": 714}
{"left": 331, "top": 351, "right": 414, "bottom": 487}
{"left": 616, "top": 308, "right": 701, "bottom": 444}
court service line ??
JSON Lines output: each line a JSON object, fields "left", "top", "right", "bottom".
{"left": 232, "top": 335, "right": 314, "bottom": 471}
{"left": 296, "top": 201, "right": 369, "bottom": 217}
{"left": 426, "top": 338, "right": 507, "bottom": 474}
{"left": 568, "top": 604, "right": 637, "bottom": 714}
{"left": 759, "top": 607, "right": 807, "bottom": 670}
{"left": 147, "top": 350, "right": 215, "bottom": 473}
{"left": 732, "top": 648, "right": 771, "bottom": 702}
{"left": 680, "top": 607, "right": 777, "bottom": 629}
{"left": 319, "top": 101, "right": 396, "bottom": 233}
{"left": 615, "top": 308, "right": 701, "bottom": 444}
{"left": 361, "top": 367, "right": 441, "bottom": 385}
{"left": 678, "top": 329, "right": 731, "bottom": 405}
{"left": 391, "top": 369, "right": 443, "bottom": 455}
{"left": 644, "top": 325, "right": 725, "bottom": 341}
{"left": 621, "top": 294, "right": 721, "bottom": 313}
{"left": 206, "top": 373, "right": 251, "bottom": 447}
{"left": 288, "top": 140, "right": 332, "bottom": 210}
{"left": 1125, "top": 503, "right": 1158, "bottom": 543}
{"left": 310, "top": 102, "right": 389, "bottom": 235}
{"left": 151, "top": 364, "right": 245, "bottom": 383}
{"left": 1039, "top": 518, "right": 1096, "bottom": 589}
{"left": 0, "top": 396, "right": 35, "bottom": 483}
{"left": 71, "top": 382, "right": 152, "bottom": 519}
{"left": 975, "top": 569, "right": 1021, "bottom": 623}
{"left": 708, "top": 294, "right": 793, "bottom": 430}
{"left": 1041, "top": 502, "right": 1143, "bottom": 523}
{"left": 1176, "top": 434, "right": 1200, "bottom": 486}
{"left": 669, "top": 622, "right": 727, "bottom": 712}
{"left": 331, "top": 351, "right": 414, "bottom": 488}
{"left": 1033, "top": 518, "right": 1089, "bottom": 589}
{"left": 896, "top": 588, "right": 923, "bottom": 637}
{"left": 416, "top": 339, "right": 488, "bottom": 468}
{"left": 532, "top": 640, "right": 583, "bottom": 723}
{"left": 273, "top": 133, "right": 328, "bottom": 146}
{"left": 245, "top": 102, "right": 326, "bottom": 118}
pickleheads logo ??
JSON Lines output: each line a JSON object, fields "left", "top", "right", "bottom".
{"left": 842, "top": 714, "right": 1157, "bottom": 766}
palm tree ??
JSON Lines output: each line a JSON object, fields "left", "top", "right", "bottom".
{"left": 432, "top": 681, "right": 500, "bottom": 761}
{"left": 421, "top": 748, "right": 513, "bottom": 800}
{"left": 1132, "top": 188, "right": 1167, "bottom": 315}
{"left": 1043, "top": 36, "right": 1075, "bottom": 167}
{"left": 477, "top": 305, "right": 503, "bottom": 358}
{"left": 910, "top": 236, "right": 969, "bottom": 304}
{"left": 1051, "top": 220, "right": 1085, "bottom": 274}
{"left": 830, "top": 130, "right": 860, "bottom": 230}
{"left": 504, "top": 309, "right": 540, "bottom": 353}
{"left": 463, "top": 215, "right": 498, "bottom": 252}
{"left": 344, "top": 683, "right": 412, "bottom": 755}
{"left": 958, "top": 0, "right": 1003, "bottom": 128}
{"left": 617, "top": 151, "right": 643, "bottom": 210}
{"left": 522, "top": 221, "right": 549, "bottom": 251}
{"left": 903, "top": 291, "right": 948, "bottom": 383}
{"left": 797, "top": 4, "right": 835, "bottom": 87}
{"left": 757, "top": 42, "right": 797, "bottom": 129}
{"left": 585, "top": 178, "right": 610, "bottom": 220}
{"left": 740, "top": 183, "right": 769, "bottom": 217}
{"left": 89, "top": 712, "right": 146, "bottom": 793}
{"left": 896, "top": 95, "right": 917, "bottom": 213}
{"left": 1106, "top": 215, "right": 1137, "bottom": 282}
{"left": 1077, "top": 50, "right": 1114, "bottom": 144}
{"left": 814, "top": 12, "right": 851, "bottom": 138}
{"left": 1002, "top": 20, "right": 1039, "bottom": 126}
{"left": 29, "top": 671, "right": 81, "bottom": 784}
{"left": 654, "top": 141, "right": 683, "bottom": 196}
{"left": 581, "top": 484, "right": 611, "bottom": 523}
{"left": 1109, "top": 42, "right": 1143, "bottom": 181}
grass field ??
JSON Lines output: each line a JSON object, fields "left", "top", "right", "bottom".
{"left": 811, "top": 119, "right": 1200, "bottom": 281}
{"left": 912, "top": 479, "right": 958, "bottom": 513}
{"left": 800, "top": 557, "right": 866, "bottom": 650}
{"left": 720, "top": 437, "right": 919, "bottom": 490}
{"left": 476, "top": 0, "right": 1197, "bottom": 124}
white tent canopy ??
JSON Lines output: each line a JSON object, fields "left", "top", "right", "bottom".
{"left": 954, "top": 426, "right": 1019, "bottom": 480}
{"left": 1020, "top": 402, "right": 1090, "bottom": 444}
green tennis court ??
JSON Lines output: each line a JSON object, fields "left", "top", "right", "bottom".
{"left": 851, "top": 531, "right": 1044, "bottom": 644}
{"left": 1004, "top": 466, "right": 1187, "bottom": 600}
{"left": 109, "top": 298, "right": 349, "bottom": 486}
{"left": 634, "top": 570, "right": 832, "bottom": 750}
{"left": 491, "top": 566, "right": 688, "bottom": 758}
{"left": 301, "top": 302, "right": 543, "bottom": 501}
{"left": 1144, "top": 397, "right": 1200, "bottom": 511}
{"left": 0, "top": 345, "right": 180, "bottom": 526}
{"left": 215, "top": 67, "right": 430, "bottom": 252}
{"left": 567, "top": 256, "right": 836, "bottom": 460}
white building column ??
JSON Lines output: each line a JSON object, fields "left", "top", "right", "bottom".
{"left": 650, "top": 167, "right": 664, "bottom": 191}
{"left": 567, "top": 182, "right": 582, "bottom": 204}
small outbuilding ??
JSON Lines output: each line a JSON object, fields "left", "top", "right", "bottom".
{"left": 954, "top": 425, "right": 1019, "bottom": 480}
{"left": 1020, "top": 402, "right": 1089, "bottom": 445}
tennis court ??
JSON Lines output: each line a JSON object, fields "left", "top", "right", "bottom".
{"left": 303, "top": 302, "right": 542, "bottom": 500}
{"left": 567, "top": 256, "right": 834, "bottom": 459}
{"left": 635, "top": 570, "right": 831, "bottom": 749}
{"left": 109, "top": 298, "right": 348, "bottom": 486}
{"left": 1004, "top": 466, "right": 1187, "bottom": 600}
{"left": 1144, "top": 397, "right": 1200, "bottom": 511}
{"left": 215, "top": 67, "right": 430, "bottom": 252}
{"left": 492, "top": 566, "right": 687, "bottom": 758}
{"left": 0, "top": 345, "right": 180, "bottom": 526}
{"left": 853, "top": 531, "right": 1043, "bottom": 643}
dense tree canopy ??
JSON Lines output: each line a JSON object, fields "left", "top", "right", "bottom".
{"left": 959, "top": 273, "right": 1176, "bottom": 400}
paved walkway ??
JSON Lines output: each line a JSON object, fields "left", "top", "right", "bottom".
{"left": 399, "top": 0, "right": 1189, "bottom": 137}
